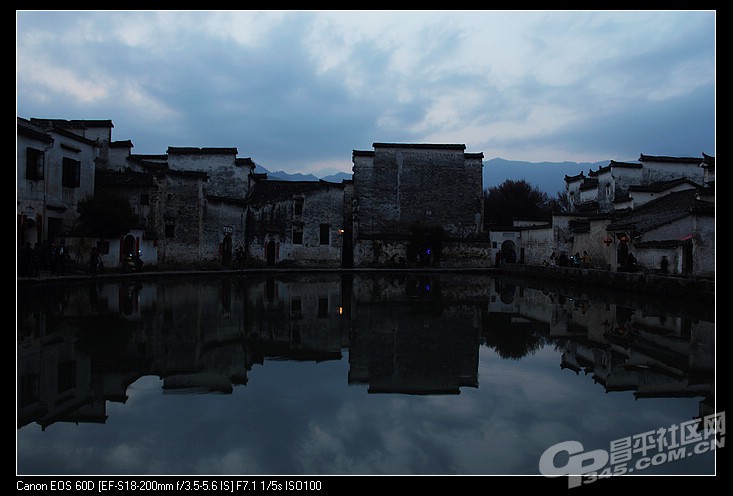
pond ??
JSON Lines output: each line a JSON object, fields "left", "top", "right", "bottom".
{"left": 17, "top": 271, "right": 717, "bottom": 478}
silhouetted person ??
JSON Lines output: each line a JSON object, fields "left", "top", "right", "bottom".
{"left": 627, "top": 252, "right": 639, "bottom": 273}
{"left": 54, "top": 239, "right": 67, "bottom": 275}
{"left": 582, "top": 250, "right": 591, "bottom": 268}
{"left": 89, "top": 247, "right": 102, "bottom": 275}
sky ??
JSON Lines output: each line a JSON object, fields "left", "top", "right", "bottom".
{"left": 16, "top": 10, "right": 716, "bottom": 177}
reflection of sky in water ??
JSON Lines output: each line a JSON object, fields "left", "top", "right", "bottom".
{"left": 17, "top": 345, "right": 713, "bottom": 475}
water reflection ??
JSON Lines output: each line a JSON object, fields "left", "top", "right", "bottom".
{"left": 17, "top": 272, "right": 715, "bottom": 474}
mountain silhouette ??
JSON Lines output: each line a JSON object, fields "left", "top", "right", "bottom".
{"left": 253, "top": 158, "right": 620, "bottom": 194}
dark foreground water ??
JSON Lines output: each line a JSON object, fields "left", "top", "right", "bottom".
{"left": 17, "top": 272, "right": 718, "bottom": 477}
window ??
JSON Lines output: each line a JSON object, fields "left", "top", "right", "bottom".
{"left": 165, "top": 222, "right": 175, "bottom": 238}
{"left": 291, "top": 297, "right": 302, "bottom": 318}
{"left": 57, "top": 360, "right": 76, "bottom": 393}
{"left": 25, "top": 148, "right": 44, "bottom": 180}
{"left": 292, "top": 228, "right": 303, "bottom": 245}
{"left": 140, "top": 193, "right": 150, "bottom": 205}
{"left": 319, "top": 224, "right": 330, "bottom": 245}
{"left": 61, "top": 157, "right": 81, "bottom": 188}
{"left": 318, "top": 297, "right": 328, "bottom": 318}
{"left": 294, "top": 198, "right": 304, "bottom": 216}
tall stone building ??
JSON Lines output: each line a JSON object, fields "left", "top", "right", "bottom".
{"left": 351, "top": 143, "right": 489, "bottom": 268}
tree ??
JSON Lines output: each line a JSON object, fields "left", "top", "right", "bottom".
{"left": 76, "top": 193, "right": 136, "bottom": 239}
{"left": 548, "top": 190, "right": 571, "bottom": 214}
{"left": 483, "top": 179, "right": 552, "bottom": 227}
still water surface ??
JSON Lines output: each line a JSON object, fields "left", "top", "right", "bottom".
{"left": 17, "top": 272, "right": 716, "bottom": 476}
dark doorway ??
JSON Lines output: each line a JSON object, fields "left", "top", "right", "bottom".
{"left": 682, "top": 242, "right": 693, "bottom": 276}
{"left": 222, "top": 233, "right": 232, "bottom": 267}
{"left": 122, "top": 234, "right": 136, "bottom": 257}
{"left": 47, "top": 217, "right": 63, "bottom": 243}
{"left": 266, "top": 240, "right": 276, "bottom": 266}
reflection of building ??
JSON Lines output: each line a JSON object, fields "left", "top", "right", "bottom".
{"left": 352, "top": 143, "right": 489, "bottom": 268}
{"left": 243, "top": 274, "right": 348, "bottom": 361}
{"left": 349, "top": 273, "right": 481, "bottom": 394}
{"left": 17, "top": 273, "right": 713, "bottom": 430}
{"left": 482, "top": 277, "right": 714, "bottom": 416}
{"left": 17, "top": 277, "right": 254, "bottom": 429}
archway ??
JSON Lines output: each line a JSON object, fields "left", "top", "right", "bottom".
{"left": 122, "top": 234, "right": 136, "bottom": 257}
{"left": 501, "top": 240, "right": 517, "bottom": 264}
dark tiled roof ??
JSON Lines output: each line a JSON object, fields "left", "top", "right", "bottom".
{"left": 127, "top": 156, "right": 168, "bottom": 171}
{"left": 30, "top": 118, "right": 114, "bottom": 129}
{"left": 609, "top": 160, "right": 642, "bottom": 168}
{"left": 464, "top": 152, "right": 485, "bottom": 159}
{"left": 606, "top": 189, "right": 714, "bottom": 234}
{"left": 110, "top": 140, "right": 133, "bottom": 148}
{"left": 32, "top": 124, "right": 98, "bottom": 146}
{"left": 17, "top": 118, "right": 54, "bottom": 143}
{"left": 628, "top": 178, "right": 700, "bottom": 193}
{"left": 167, "top": 147, "right": 238, "bottom": 155}
{"left": 247, "top": 180, "right": 342, "bottom": 206}
{"left": 372, "top": 143, "right": 466, "bottom": 150}
{"left": 96, "top": 170, "right": 155, "bottom": 188}
{"left": 236, "top": 157, "right": 255, "bottom": 167}
{"left": 564, "top": 172, "right": 585, "bottom": 182}
{"left": 131, "top": 154, "right": 168, "bottom": 161}
{"left": 639, "top": 154, "right": 702, "bottom": 164}
{"left": 352, "top": 150, "right": 375, "bottom": 157}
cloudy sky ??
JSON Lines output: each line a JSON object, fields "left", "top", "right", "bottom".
{"left": 16, "top": 10, "right": 715, "bottom": 177}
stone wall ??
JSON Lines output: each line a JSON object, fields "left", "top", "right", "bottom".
{"left": 167, "top": 147, "right": 249, "bottom": 200}
{"left": 246, "top": 184, "right": 347, "bottom": 268}
{"left": 353, "top": 144, "right": 483, "bottom": 238}
{"left": 154, "top": 174, "right": 206, "bottom": 264}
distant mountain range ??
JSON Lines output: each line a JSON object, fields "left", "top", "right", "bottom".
{"left": 255, "top": 165, "right": 351, "bottom": 184}
{"left": 255, "top": 158, "right": 616, "bottom": 195}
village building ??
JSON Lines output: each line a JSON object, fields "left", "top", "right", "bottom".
{"left": 498, "top": 152, "right": 714, "bottom": 275}
{"left": 17, "top": 113, "right": 714, "bottom": 277}
{"left": 17, "top": 118, "right": 102, "bottom": 249}
{"left": 605, "top": 188, "right": 714, "bottom": 277}
{"left": 96, "top": 142, "right": 255, "bottom": 268}
{"left": 351, "top": 143, "right": 489, "bottom": 268}
{"left": 244, "top": 177, "right": 352, "bottom": 268}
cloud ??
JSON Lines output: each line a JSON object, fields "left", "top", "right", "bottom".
{"left": 17, "top": 10, "right": 715, "bottom": 172}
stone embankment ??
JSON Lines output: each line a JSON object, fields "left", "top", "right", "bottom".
{"left": 500, "top": 263, "right": 714, "bottom": 306}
